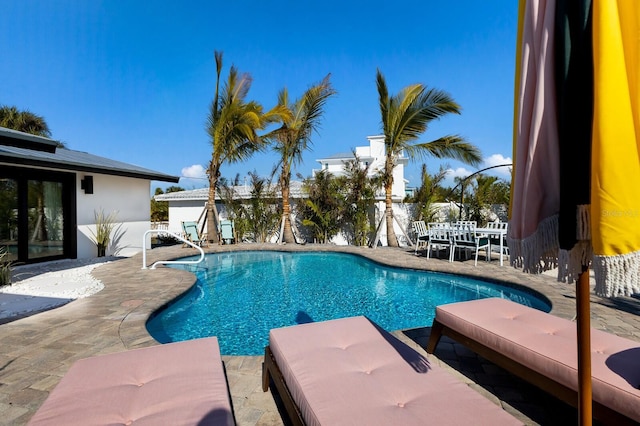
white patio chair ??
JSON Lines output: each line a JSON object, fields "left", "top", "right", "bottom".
{"left": 455, "top": 220, "right": 477, "bottom": 228}
{"left": 412, "top": 221, "right": 429, "bottom": 255}
{"left": 426, "top": 222, "right": 452, "bottom": 260}
{"left": 450, "top": 223, "right": 490, "bottom": 265}
{"left": 485, "top": 221, "right": 509, "bottom": 261}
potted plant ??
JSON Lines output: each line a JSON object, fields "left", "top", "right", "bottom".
{"left": 0, "top": 247, "right": 11, "bottom": 287}
{"left": 91, "top": 209, "right": 118, "bottom": 257}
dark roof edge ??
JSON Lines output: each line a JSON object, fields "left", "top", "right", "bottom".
{"left": 0, "top": 131, "right": 58, "bottom": 153}
{"left": 0, "top": 155, "right": 180, "bottom": 183}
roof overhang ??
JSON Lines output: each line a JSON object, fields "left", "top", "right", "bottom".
{"left": 0, "top": 127, "right": 58, "bottom": 153}
{"left": 0, "top": 153, "right": 180, "bottom": 182}
{"left": 0, "top": 127, "right": 180, "bottom": 183}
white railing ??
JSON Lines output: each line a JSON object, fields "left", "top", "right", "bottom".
{"left": 141, "top": 230, "right": 205, "bottom": 270}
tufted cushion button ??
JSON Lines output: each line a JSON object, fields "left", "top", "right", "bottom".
{"left": 397, "top": 402, "right": 405, "bottom": 408}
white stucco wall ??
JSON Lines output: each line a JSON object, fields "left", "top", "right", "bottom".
{"left": 327, "top": 201, "right": 415, "bottom": 246}
{"left": 373, "top": 201, "right": 414, "bottom": 247}
{"left": 76, "top": 173, "right": 151, "bottom": 258}
{"left": 166, "top": 200, "right": 208, "bottom": 235}
{"left": 165, "top": 200, "right": 233, "bottom": 239}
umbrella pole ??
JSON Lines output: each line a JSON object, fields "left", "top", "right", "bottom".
{"left": 577, "top": 267, "right": 592, "bottom": 425}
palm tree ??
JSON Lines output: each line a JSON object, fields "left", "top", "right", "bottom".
{"left": 409, "top": 164, "right": 449, "bottom": 222}
{"left": 375, "top": 69, "right": 482, "bottom": 247}
{"left": 0, "top": 105, "right": 51, "bottom": 137}
{"left": 266, "top": 74, "right": 336, "bottom": 244}
{"left": 465, "top": 174, "right": 511, "bottom": 224}
{"left": 205, "top": 51, "right": 287, "bottom": 243}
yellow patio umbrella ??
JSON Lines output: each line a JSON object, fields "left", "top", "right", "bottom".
{"left": 508, "top": 0, "right": 640, "bottom": 424}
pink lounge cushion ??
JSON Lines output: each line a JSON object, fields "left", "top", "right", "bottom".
{"left": 28, "top": 337, "right": 235, "bottom": 426}
{"left": 434, "top": 298, "right": 640, "bottom": 422}
{"left": 269, "top": 315, "right": 521, "bottom": 426}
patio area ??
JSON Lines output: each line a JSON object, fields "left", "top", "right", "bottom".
{"left": 1, "top": 243, "right": 639, "bottom": 425}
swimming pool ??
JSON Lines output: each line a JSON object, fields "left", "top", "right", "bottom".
{"left": 146, "top": 251, "right": 551, "bottom": 355}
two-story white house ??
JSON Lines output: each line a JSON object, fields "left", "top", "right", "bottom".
{"left": 313, "top": 135, "right": 409, "bottom": 201}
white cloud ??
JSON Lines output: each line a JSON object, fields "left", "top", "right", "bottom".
{"left": 177, "top": 164, "right": 208, "bottom": 189}
{"left": 441, "top": 167, "right": 473, "bottom": 188}
{"left": 446, "top": 167, "right": 474, "bottom": 180}
{"left": 482, "top": 154, "right": 512, "bottom": 178}
{"left": 181, "top": 164, "right": 207, "bottom": 179}
{"left": 440, "top": 154, "right": 512, "bottom": 188}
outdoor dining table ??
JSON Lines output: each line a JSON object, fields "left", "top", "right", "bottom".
{"left": 475, "top": 227, "right": 508, "bottom": 266}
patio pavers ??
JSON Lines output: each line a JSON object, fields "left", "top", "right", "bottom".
{"left": 1, "top": 243, "right": 639, "bottom": 425}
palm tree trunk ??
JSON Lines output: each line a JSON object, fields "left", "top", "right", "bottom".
{"left": 281, "top": 183, "right": 296, "bottom": 244}
{"left": 385, "top": 183, "right": 398, "bottom": 247}
{"left": 207, "top": 173, "right": 220, "bottom": 244}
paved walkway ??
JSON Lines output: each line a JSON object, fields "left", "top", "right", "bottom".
{"left": 1, "top": 244, "right": 639, "bottom": 425}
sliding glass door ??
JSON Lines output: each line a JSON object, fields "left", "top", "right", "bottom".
{"left": 27, "top": 180, "right": 65, "bottom": 259}
{"left": 0, "top": 166, "right": 75, "bottom": 263}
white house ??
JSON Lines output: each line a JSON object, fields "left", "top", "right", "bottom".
{"left": 314, "top": 135, "right": 409, "bottom": 201}
{"left": 154, "top": 181, "right": 306, "bottom": 237}
{"left": 0, "top": 127, "right": 179, "bottom": 263}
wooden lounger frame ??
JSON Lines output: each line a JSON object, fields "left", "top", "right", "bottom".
{"left": 262, "top": 346, "right": 305, "bottom": 426}
{"left": 427, "top": 319, "right": 636, "bottom": 426}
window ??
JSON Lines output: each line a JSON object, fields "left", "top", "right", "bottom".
{"left": 27, "top": 180, "right": 65, "bottom": 259}
{"left": 0, "top": 166, "right": 76, "bottom": 263}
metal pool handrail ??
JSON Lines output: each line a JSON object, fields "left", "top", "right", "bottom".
{"left": 142, "top": 230, "right": 205, "bottom": 270}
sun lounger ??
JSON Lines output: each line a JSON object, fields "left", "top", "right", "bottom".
{"left": 28, "top": 337, "right": 235, "bottom": 426}
{"left": 182, "top": 220, "right": 208, "bottom": 247}
{"left": 219, "top": 219, "right": 236, "bottom": 244}
{"left": 262, "top": 316, "right": 520, "bottom": 426}
{"left": 426, "top": 298, "right": 640, "bottom": 425}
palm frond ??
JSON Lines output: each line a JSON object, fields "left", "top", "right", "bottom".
{"left": 421, "top": 88, "right": 461, "bottom": 113}
{"left": 270, "top": 74, "right": 336, "bottom": 169}
{"left": 0, "top": 105, "right": 52, "bottom": 137}
{"left": 376, "top": 70, "right": 390, "bottom": 138}
{"left": 411, "top": 136, "right": 482, "bottom": 166}
{"left": 212, "top": 51, "right": 223, "bottom": 121}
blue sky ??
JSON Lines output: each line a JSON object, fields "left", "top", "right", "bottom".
{"left": 2, "top": 1, "right": 517, "bottom": 193}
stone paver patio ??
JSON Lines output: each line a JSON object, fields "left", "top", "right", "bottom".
{"left": 1, "top": 243, "right": 639, "bottom": 425}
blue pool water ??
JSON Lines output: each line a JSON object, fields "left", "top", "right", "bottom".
{"left": 146, "top": 251, "right": 551, "bottom": 355}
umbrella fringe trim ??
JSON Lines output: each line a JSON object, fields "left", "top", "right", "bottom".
{"left": 508, "top": 215, "right": 559, "bottom": 273}
{"left": 593, "top": 250, "right": 640, "bottom": 297}
{"left": 558, "top": 240, "right": 592, "bottom": 283}
{"left": 557, "top": 204, "right": 593, "bottom": 283}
